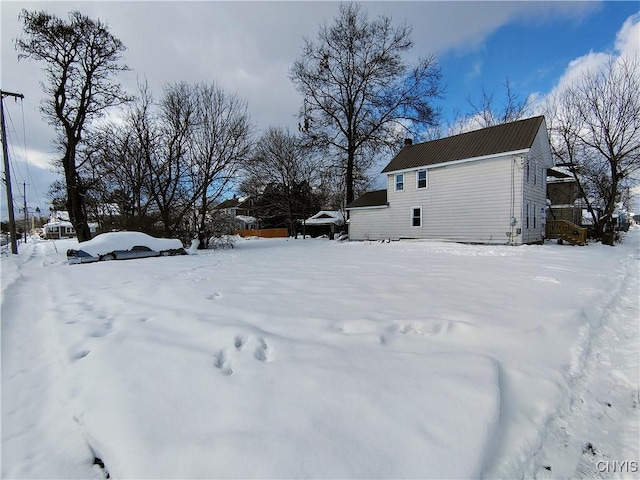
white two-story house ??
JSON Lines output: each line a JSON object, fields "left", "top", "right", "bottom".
{"left": 346, "top": 116, "right": 554, "bottom": 245}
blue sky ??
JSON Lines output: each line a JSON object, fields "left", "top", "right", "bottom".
{"left": 1, "top": 1, "right": 639, "bottom": 221}
{"left": 437, "top": 1, "right": 639, "bottom": 123}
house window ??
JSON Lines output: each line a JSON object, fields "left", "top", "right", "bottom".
{"left": 411, "top": 206, "right": 422, "bottom": 228}
{"left": 66, "top": 226, "right": 75, "bottom": 234}
{"left": 525, "top": 160, "right": 530, "bottom": 183}
{"left": 395, "top": 173, "right": 404, "bottom": 191}
{"left": 416, "top": 169, "right": 428, "bottom": 189}
{"left": 525, "top": 202, "right": 530, "bottom": 229}
{"left": 533, "top": 161, "right": 538, "bottom": 185}
{"left": 533, "top": 203, "right": 537, "bottom": 228}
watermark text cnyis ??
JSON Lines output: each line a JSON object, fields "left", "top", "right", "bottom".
{"left": 596, "top": 460, "right": 638, "bottom": 473}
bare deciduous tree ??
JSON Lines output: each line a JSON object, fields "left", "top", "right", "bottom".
{"left": 81, "top": 81, "right": 252, "bottom": 242}
{"left": 290, "top": 2, "right": 443, "bottom": 205}
{"left": 147, "top": 82, "right": 196, "bottom": 236}
{"left": 466, "top": 78, "right": 533, "bottom": 129}
{"left": 189, "top": 83, "right": 253, "bottom": 247}
{"left": 16, "top": 10, "right": 130, "bottom": 241}
{"left": 243, "top": 127, "right": 322, "bottom": 236}
{"left": 545, "top": 57, "right": 640, "bottom": 244}
{"left": 442, "top": 78, "right": 533, "bottom": 137}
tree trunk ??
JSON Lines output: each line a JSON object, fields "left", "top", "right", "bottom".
{"left": 63, "top": 145, "right": 92, "bottom": 242}
{"left": 601, "top": 168, "right": 619, "bottom": 246}
{"left": 198, "top": 193, "right": 209, "bottom": 249}
{"left": 346, "top": 149, "right": 355, "bottom": 206}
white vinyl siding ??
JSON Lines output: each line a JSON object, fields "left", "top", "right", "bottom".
{"left": 522, "top": 122, "right": 552, "bottom": 243}
{"left": 384, "top": 155, "right": 523, "bottom": 244}
{"left": 349, "top": 121, "right": 552, "bottom": 245}
{"left": 348, "top": 207, "right": 392, "bottom": 241}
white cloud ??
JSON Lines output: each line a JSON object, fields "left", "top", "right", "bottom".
{"left": 0, "top": 0, "right": 616, "bottom": 214}
{"left": 533, "top": 12, "right": 640, "bottom": 113}
{"left": 615, "top": 13, "right": 640, "bottom": 58}
{"left": 554, "top": 51, "right": 611, "bottom": 92}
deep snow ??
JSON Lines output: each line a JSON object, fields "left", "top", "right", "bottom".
{"left": 1, "top": 230, "right": 639, "bottom": 479}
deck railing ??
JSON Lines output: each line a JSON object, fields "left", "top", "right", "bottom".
{"left": 545, "top": 220, "right": 587, "bottom": 246}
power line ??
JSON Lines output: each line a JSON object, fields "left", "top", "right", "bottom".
{"left": 1, "top": 89, "right": 24, "bottom": 254}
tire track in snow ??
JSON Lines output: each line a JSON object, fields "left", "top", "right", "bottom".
{"left": 1, "top": 241, "right": 103, "bottom": 479}
{"left": 528, "top": 233, "right": 640, "bottom": 479}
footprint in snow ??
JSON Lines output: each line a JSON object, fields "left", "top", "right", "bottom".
{"left": 206, "top": 293, "right": 222, "bottom": 301}
{"left": 234, "top": 335, "right": 246, "bottom": 351}
{"left": 70, "top": 349, "right": 90, "bottom": 361}
{"left": 254, "top": 338, "right": 271, "bottom": 363}
{"left": 213, "top": 349, "right": 233, "bottom": 376}
{"left": 88, "top": 318, "right": 114, "bottom": 338}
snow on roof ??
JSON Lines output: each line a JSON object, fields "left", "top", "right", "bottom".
{"left": 49, "top": 210, "right": 70, "bottom": 222}
{"left": 303, "top": 210, "right": 346, "bottom": 225}
{"left": 235, "top": 215, "right": 256, "bottom": 225}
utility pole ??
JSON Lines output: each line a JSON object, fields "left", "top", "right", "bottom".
{"left": 23, "top": 182, "right": 28, "bottom": 243}
{"left": 1, "top": 89, "right": 24, "bottom": 254}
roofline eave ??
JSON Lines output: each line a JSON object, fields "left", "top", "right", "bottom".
{"left": 345, "top": 204, "right": 390, "bottom": 211}
{"left": 382, "top": 148, "right": 531, "bottom": 175}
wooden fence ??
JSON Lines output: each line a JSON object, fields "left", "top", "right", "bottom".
{"left": 234, "top": 228, "right": 288, "bottom": 238}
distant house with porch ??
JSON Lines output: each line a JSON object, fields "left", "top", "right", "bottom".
{"left": 346, "top": 116, "right": 554, "bottom": 245}
{"left": 42, "top": 211, "right": 98, "bottom": 239}
{"left": 215, "top": 196, "right": 258, "bottom": 230}
{"left": 302, "top": 210, "right": 346, "bottom": 238}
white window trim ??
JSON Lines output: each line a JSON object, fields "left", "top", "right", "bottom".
{"left": 416, "top": 169, "right": 428, "bottom": 189}
{"left": 410, "top": 206, "right": 423, "bottom": 228}
{"left": 394, "top": 173, "right": 405, "bottom": 192}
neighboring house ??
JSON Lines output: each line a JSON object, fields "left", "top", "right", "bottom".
{"left": 42, "top": 210, "right": 98, "bottom": 239}
{"left": 347, "top": 116, "right": 554, "bottom": 245}
{"left": 215, "top": 196, "right": 257, "bottom": 229}
{"left": 546, "top": 168, "right": 586, "bottom": 225}
{"left": 301, "top": 210, "right": 346, "bottom": 238}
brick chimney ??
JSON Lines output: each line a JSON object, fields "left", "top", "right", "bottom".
{"left": 404, "top": 138, "right": 413, "bottom": 147}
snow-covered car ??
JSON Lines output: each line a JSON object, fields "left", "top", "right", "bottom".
{"left": 67, "top": 232, "right": 186, "bottom": 264}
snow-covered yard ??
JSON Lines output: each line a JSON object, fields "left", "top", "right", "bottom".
{"left": 2, "top": 230, "right": 639, "bottom": 479}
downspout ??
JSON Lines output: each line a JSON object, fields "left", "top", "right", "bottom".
{"left": 509, "top": 155, "right": 524, "bottom": 245}
{"left": 520, "top": 155, "right": 526, "bottom": 245}
{"left": 509, "top": 156, "right": 514, "bottom": 244}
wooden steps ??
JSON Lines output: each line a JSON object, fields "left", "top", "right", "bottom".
{"left": 545, "top": 220, "right": 587, "bottom": 246}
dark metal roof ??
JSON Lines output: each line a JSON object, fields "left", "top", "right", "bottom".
{"left": 216, "top": 198, "right": 241, "bottom": 209}
{"left": 382, "top": 116, "right": 545, "bottom": 173}
{"left": 346, "top": 189, "right": 388, "bottom": 209}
